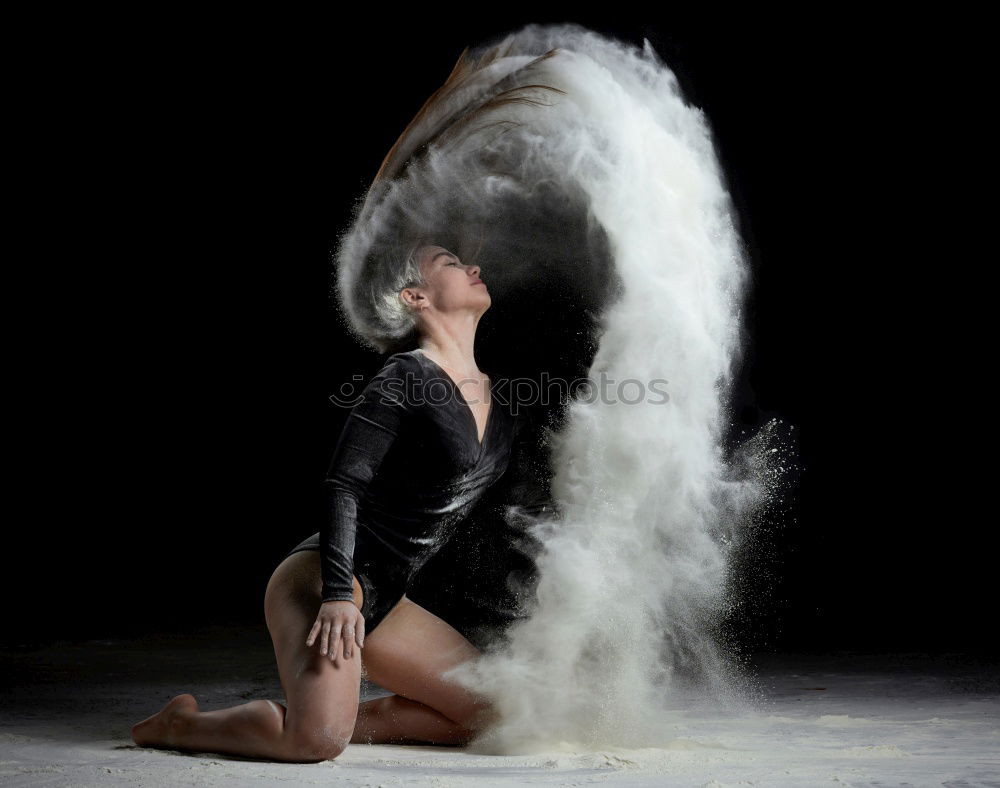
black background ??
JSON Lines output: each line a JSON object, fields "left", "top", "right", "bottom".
{"left": 11, "top": 12, "right": 990, "bottom": 655}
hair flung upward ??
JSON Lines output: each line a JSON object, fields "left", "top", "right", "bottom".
{"left": 332, "top": 34, "right": 566, "bottom": 353}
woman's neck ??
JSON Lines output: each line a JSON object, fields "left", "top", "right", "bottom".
{"left": 416, "top": 339, "right": 481, "bottom": 379}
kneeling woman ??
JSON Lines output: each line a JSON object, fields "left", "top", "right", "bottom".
{"left": 131, "top": 242, "right": 545, "bottom": 762}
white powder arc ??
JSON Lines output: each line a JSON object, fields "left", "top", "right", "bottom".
{"left": 335, "top": 23, "right": 782, "bottom": 753}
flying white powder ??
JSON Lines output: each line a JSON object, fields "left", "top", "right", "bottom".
{"left": 335, "top": 22, "right": 795, "bottom": 753}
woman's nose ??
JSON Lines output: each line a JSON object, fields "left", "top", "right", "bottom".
{"left": 468, "top": 264, "right": 481, "bottom": 277}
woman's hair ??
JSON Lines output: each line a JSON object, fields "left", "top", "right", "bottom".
{"left": 336, "top": 215, "right": 462, "bottom": 354}
{"left": 335, "top": 38, "right": 565, "bottom": 355}
{"left": 368, "top": 237, "right": 431, "bottom": 352}
{"left": 334, "top": 34, "right": 565, "bottom": 353}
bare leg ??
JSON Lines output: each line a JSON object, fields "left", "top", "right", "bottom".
{"left": 352, "top": 695, "right": 474, "bottom": 746}
{"left": 132, "top": 694, "right": 292, "bottom": 756}
{"left": 355, "top": 595, "right": 496, "bottom": 745}
{"left": 131, "top": 552, "right": 365, "bottom": 762}
{"left": 132, "top": 557, "right": 495, "bottom": 756}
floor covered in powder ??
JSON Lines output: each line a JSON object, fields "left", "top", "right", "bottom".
{"left": 1, "top": 625, "right": 996, "bottom": 786}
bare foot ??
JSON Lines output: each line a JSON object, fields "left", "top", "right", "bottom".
{"left": 131, "top": 693, "right": 199, "bottom": 749}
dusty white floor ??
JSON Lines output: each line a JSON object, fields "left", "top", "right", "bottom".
{"left": 1, "top": 625, "right": 997, "bottom": 787}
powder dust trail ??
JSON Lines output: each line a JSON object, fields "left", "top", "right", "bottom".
{"left": 334, "top": 23, "right": 793, "bottom": 753}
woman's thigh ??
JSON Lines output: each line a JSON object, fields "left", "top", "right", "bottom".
{"left": 264, "top": 550, "right": 363, "bottom": 756}
{"left": 361, "top": 594, "right": 489, "bottom": 728}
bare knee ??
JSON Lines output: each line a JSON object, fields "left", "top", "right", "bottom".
{"left": 286, "top": 727, "right": 352, "bottom": 762}
{"left": 280, "top": 702, "right": 354, "bottom": 763}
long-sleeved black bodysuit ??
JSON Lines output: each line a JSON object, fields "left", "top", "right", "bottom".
{"left": 284, "top": 348, "right": 552, "bottom": 635}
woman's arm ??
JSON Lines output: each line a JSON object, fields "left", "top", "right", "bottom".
{"left": 307, "top": 354, "right": 416, "bottom": 664}
{"left": 319, "top": 354, "right": 414, "bottom": 604}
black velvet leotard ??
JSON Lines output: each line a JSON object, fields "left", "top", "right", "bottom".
{"left": 284, "top": 348, "right": 551, "bottom": 634}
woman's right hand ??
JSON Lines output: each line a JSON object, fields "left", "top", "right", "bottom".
{"left": 306, "top": 600, "right": 366, "bottom": 664}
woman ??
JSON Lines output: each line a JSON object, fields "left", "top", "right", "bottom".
{"left": 131, "top": 241, "right": 543, "bottom": 761}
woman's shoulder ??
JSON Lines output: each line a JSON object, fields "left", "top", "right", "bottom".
{"left": 348, "top": 352, "right": 422, "bottom": 418}
{"left": 360, "top": 350, "right": 427, "bottom": 408}
{"left": 382, "top": 348, "right": 423, "bottom": 369}
{"left": 376, "top": 349, "right": 427, "bottom": 384}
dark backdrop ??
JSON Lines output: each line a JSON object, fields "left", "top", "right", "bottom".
{"left": 11, "top": 12, "right": 988, "bottom": 656}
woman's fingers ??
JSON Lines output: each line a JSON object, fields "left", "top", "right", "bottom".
{"left": 305, "top": 618, "right": 320, "bottom": 648}
{"left": 319, "top": 620, "right": 331, "bottom": 656}
{"left": 356, "top": 614, "right": 366, "bottom": 649}
{"left": 329, "top": 623, "right": 343, "bottom": 664}
{"left": 307, "top": 605, "right": 364, "bottom": 663}
{"left": 342, "top": 624, "right": 355, "bottom": 660}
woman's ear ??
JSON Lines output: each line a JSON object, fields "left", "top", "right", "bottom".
{"left": 399, "top": 286, "right": 422, "bottom": 310}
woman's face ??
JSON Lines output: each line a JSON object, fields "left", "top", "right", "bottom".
{"left": 412, "top": 244, "right": 491, "bottom": 315}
